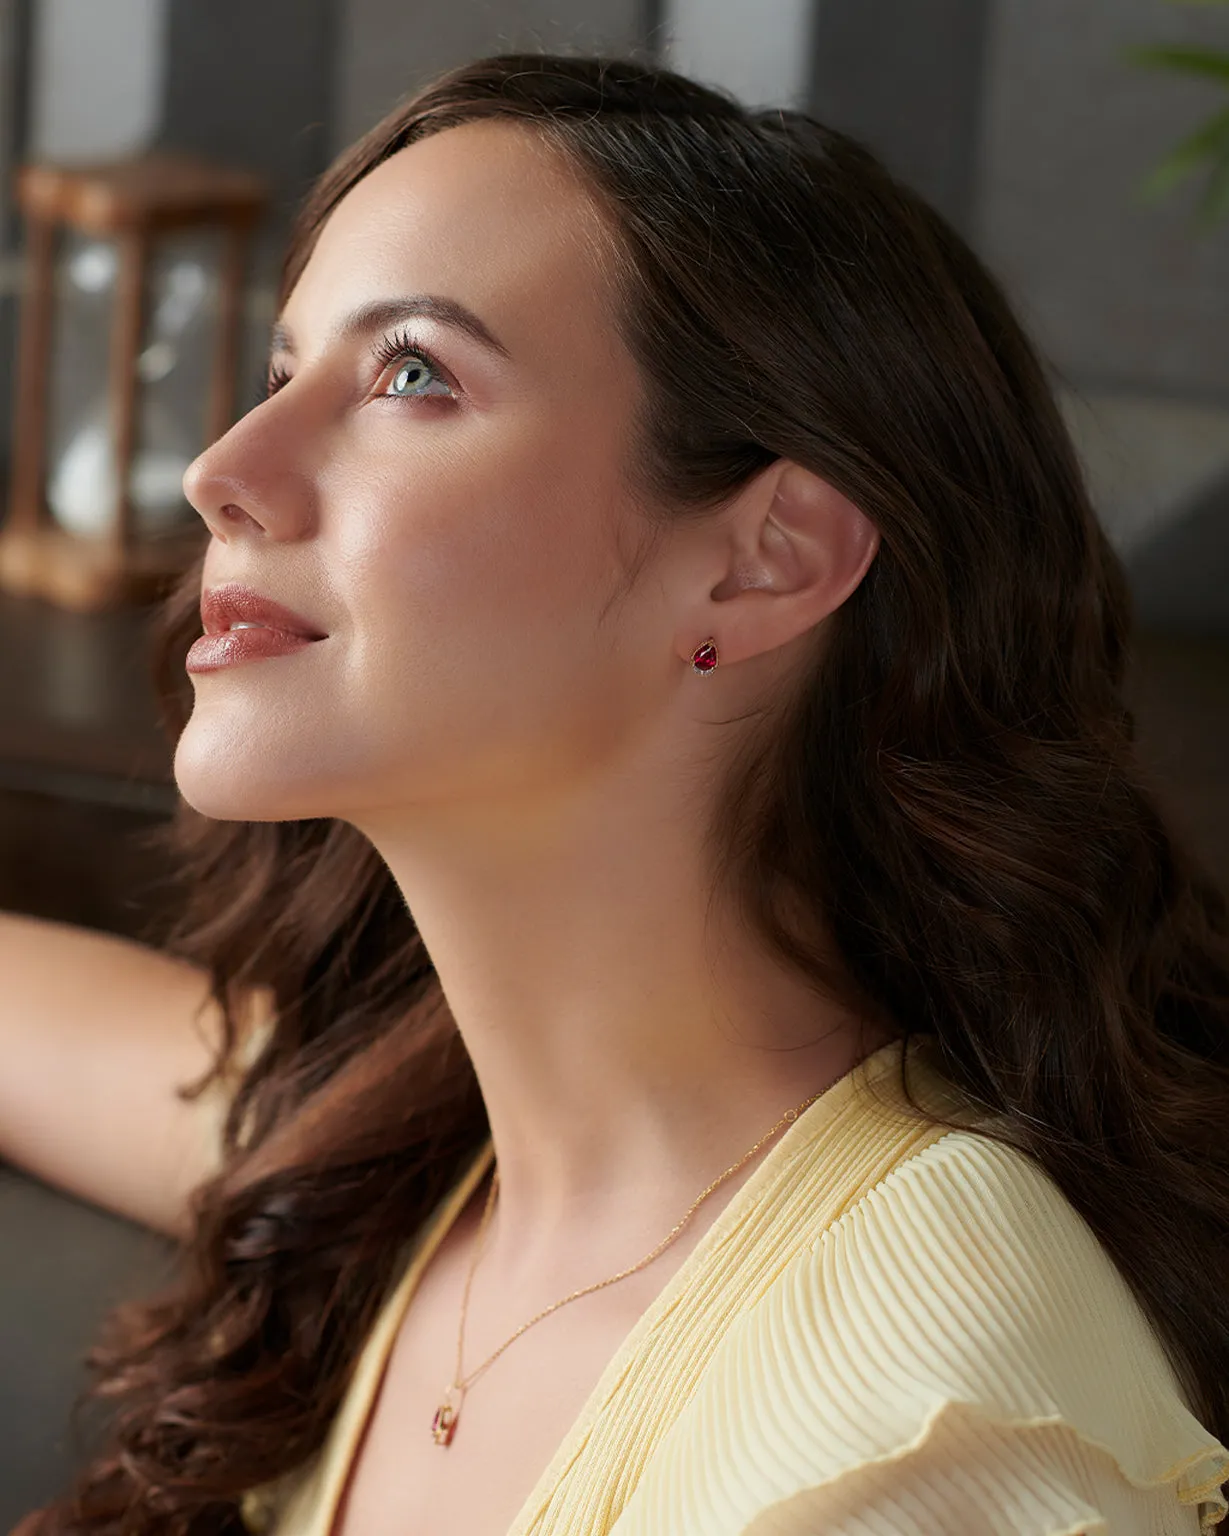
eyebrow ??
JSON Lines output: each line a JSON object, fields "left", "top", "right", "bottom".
{"left": 269, "top": 294, "right": 511, "bottom": 362}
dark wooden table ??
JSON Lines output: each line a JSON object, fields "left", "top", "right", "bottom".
{"left": 0, "top": 587, "right": 178, "bottom": 940}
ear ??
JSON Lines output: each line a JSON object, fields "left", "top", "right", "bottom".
{"left": 680, "top": 459, "right": 879, "bottom": 670}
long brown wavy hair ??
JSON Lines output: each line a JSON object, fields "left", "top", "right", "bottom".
{"left": 21, "top": 51, "right": 1229, "bottom": 1536}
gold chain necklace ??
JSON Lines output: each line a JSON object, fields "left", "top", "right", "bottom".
{"left": 430, "top": 1085, "right": 825, "bottom": 1445}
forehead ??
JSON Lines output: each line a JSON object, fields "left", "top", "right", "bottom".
{"left": 283, "top": 119, "right": 622, "bottom": 353}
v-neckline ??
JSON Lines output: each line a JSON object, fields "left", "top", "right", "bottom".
{"left": 318, "top": 1036, "right": 915, "bottom": 1536}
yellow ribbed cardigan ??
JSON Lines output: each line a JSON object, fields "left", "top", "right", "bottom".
{"left": 239, "top": 1036, "right": 1229, "bottom": 1535}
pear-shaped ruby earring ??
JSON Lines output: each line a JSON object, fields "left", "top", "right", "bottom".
{"left": 691, "top": 639, "right": 719, "bottom": 674}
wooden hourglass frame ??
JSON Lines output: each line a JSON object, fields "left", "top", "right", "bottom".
{"left": 0, "top": 153, "right": 267, "bottom": 610}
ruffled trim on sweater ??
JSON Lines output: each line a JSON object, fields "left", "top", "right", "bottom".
{"left": 613, "top": 1129, "right": 1228, "bottom": 1534}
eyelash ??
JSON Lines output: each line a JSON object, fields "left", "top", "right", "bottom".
{"left": 263, "top": 327, "right": 455, "bottom": 402}
{"left": 370, "top": 327, "right": 454, "bottom": 400}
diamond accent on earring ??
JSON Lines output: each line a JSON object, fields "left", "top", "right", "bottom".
{"left": 691, "top": 640, "right": 719, "bottom": 674}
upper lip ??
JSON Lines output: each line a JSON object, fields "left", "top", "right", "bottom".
{"left": 200, "top": 583, "right": 327, "bottom": 639}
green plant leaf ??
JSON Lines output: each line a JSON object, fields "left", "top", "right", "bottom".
{"left": 1194, "top": 138, "right": 1229, "bottom": 224}
{"left": 1126, "top": 44, "right": 1229, "bottom": 81}
{"left": 1137, "top": 103, "right": 1229, "bottom": 199}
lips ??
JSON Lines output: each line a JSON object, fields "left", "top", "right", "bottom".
{"left": 199, "top": 583, "right": 327, "bottom": 640}
{"left": 186, "top": 583, "right": 328, "bottom": 674}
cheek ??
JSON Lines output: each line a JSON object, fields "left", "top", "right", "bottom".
{"left": 324, "top": 419, "right": 636, "bottom": 781}
{"left": 338, "top": 436, "right": 590, "bottom": 634}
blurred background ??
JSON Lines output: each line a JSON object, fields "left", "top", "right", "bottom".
{"left": 0, "top": 0, "right": 1226, "bottom": 1524}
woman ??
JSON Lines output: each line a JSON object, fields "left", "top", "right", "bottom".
{"left": 5, "top": 50, "right": 1229, "bottom": 1536}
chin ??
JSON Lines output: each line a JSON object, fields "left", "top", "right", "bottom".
{"left": 173, "top": 773, "right": 293, "bottom": 824}
{"left": 173, "top": 731, "right": 322, "bottom": 824}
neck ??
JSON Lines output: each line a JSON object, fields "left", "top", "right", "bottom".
{"left": 354, "top": 771, "right": 887, "bottom": 1286}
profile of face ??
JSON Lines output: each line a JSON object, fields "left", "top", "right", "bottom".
{"left": 175, "top": 120, "right": 686, "bottom": 831}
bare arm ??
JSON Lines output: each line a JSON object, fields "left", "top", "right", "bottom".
{"left": 0, "top": 910, "right": 270, "bottom": 1239}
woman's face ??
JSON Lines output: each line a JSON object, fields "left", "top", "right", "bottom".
{"left": 175, "top": 120, "right": 673, "bottom": 827}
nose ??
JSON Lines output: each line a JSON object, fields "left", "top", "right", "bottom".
{"left": 182, "top": 397, "right": 314, "bottom": 543}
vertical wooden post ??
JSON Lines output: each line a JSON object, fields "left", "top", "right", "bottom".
{"left": 107, "top": 226, "right": 148, "bottom": 554}
{"left": 207, "top": 220, "right": 249, "bottom": 447}
{"left": 8, "top": 212, "right": 55, "bottom": 531}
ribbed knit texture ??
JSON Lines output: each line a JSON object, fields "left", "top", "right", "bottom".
{"left": 241, "top": 1037, "right": 1229, "bottom": 1535}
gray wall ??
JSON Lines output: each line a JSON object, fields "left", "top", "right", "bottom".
{"left": 0, "top": 0, "right": 29, "bottom": 473}
{"left": 967, "top": 0, "right": 1229, "bottom": 634}
{"left": 797, "top": 0, "right": 1229, "bottom": 633}
{"left": 27, "top": 0, "right": 166, "bottom": 159}
{"left": 159, "top": 0, "right": 337, "bottom": 233}
{"left": 333, "top": 0, "right": 650, "bottom": 150}
{"left": 801, "top": 0, "right": 1229, "bottom": 404}
{"left": 0, "top": 0, "right": 27, "bottom": 260}
{"left": 809, "top": 0, "right": 991, "bottom": 237}
{"left": 19, "top": 0, "right": 334, "bottom": 227}
{"left": 974, "top": 0, "right": 1229, "bottom": 405}
{"left": 0, "top": 0, "right": 30, "bottom": 235}
{"left": 663, "top": 0, "right": 814, "bottom": 112}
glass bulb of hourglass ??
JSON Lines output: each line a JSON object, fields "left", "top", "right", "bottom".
{"left": 46, "top": 240, "right": 212, "bottom": 539}
{"left": 47, "top": 394, "right": 197, "bottom": 538}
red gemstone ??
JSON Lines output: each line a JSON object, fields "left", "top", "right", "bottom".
{"left": 692, "top": 642, "right": 718, "bottom": 673}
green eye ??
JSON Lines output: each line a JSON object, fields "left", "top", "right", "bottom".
{"left": 386, "top": 353, "right": 449, "bottom": 398}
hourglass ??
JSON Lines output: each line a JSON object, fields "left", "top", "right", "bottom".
{"left": 0, "top": 153, "right": 267, "bottom": 610}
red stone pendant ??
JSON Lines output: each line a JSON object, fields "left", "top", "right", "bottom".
{"left": 431, "top": 1394, "right": 459, "bottom": 1446}
{"left": 691, "top": 640, "right": 719, "bottom": 674}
